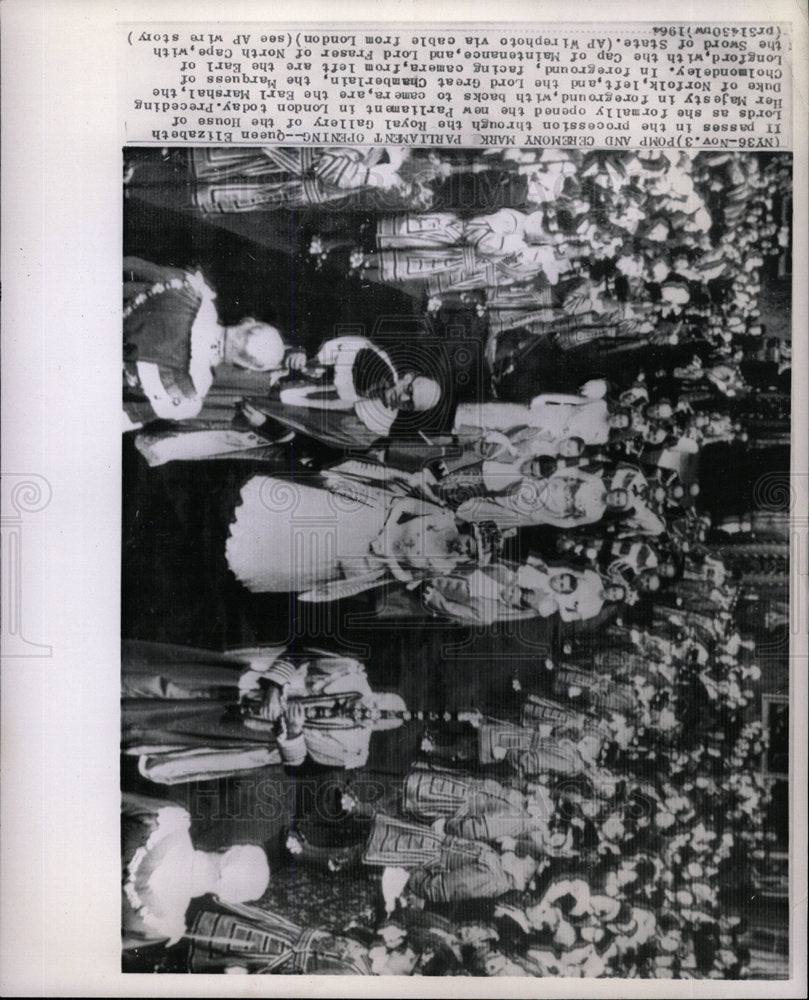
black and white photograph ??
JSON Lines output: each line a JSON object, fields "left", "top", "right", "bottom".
{"left": 120, "top": 143, "right": 793, "bottom": 979}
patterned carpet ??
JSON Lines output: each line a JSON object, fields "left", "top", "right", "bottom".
{"left": 260, "top": 862, "right": 379, "bottom": 932}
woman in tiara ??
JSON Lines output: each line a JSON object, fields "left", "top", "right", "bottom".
{"left": 439, "top": 455, "right": 631, "bottom": 532}
{"left": 224, "top": 458, "right": 490, "bottom": 598}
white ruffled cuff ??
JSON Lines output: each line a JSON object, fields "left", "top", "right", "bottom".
{"left": 277, "top": 733, "right": 307, "bottom": 766}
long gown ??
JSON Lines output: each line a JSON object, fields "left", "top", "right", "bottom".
{"left": 225, "top": 476, "right": 465, "bottom": 594}
{"left": 454, "top": 466, "right": 608, "bottom": 530}
{"left": 454, "top": 395, "right": 611, "bottom": 449}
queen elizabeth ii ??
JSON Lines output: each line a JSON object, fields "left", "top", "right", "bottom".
{"left": 225, "top": 459, "right": 484, "bottom": 599}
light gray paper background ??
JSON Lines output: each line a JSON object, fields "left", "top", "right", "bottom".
{"left": 0, "top": 0, "right": 806, "bottom": 996}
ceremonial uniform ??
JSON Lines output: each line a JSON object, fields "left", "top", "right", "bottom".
{"left": 123, "top": 261, "right": 222, "bottom": 427}
{"left": 244, "top": 655, "right": 406, "bottom": 770}
{"left": 478, "top": 719, "right": 603, "bottom": 782}
{"left": 121, "top": 642, "right": 404, "bottom": 781}
{"left": 188, "top": 900, "right": 375, "bottom": 974}
{"left": 363, "top": 814, "right": 515, "bottom": 903}
{"left": 190, "top": 146, "right": 415, "bottom": 213}
{"left": 552, "top": 664, "right": 640, "bottom": 719}
{"left": 243, "top": 334, "right": 440, "bottom": 450}
{"left": 276, "top": 336, "right": 399, "bottom": 438}
{"left": 369, "top": 208, "right": 562, "bottom": 295}
{"left": 402, "top": 765, "right": 526, "bottom": 822}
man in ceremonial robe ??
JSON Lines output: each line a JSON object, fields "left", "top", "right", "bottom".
{"left": 187, "top": 899, "right": 417, "bottom": 975}
{"left": 122, "top": 256, "right": 297, "bottom": 432}
{"left": 362, "top": 813, "right": 540, "bottom": 904}
{"left": 241, "top": 334, "right": 445, "bottom": 451}
{"left": 121, "top": 642, "right": 406, "bottom": 783}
